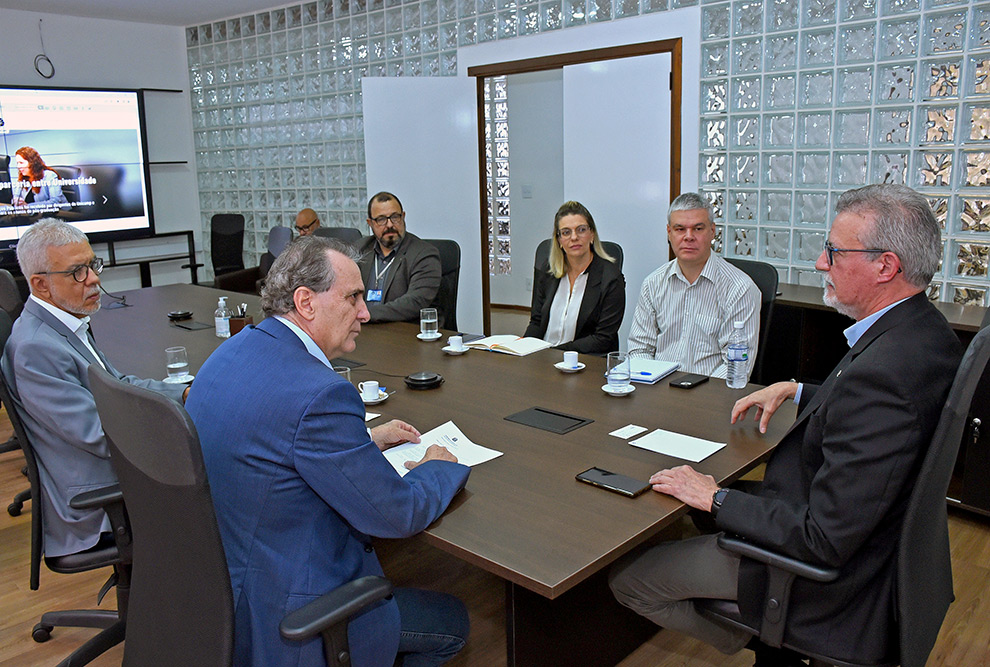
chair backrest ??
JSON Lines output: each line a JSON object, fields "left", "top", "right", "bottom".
{"left": 0, "top": 268, "right": 24, "bottom": 320}
{"left": 423, "top": 239, "right": 460, "bottom": 331}
{"left": 0, "top": 310, "right": 44, "bottom": 590}
{"left": 533, "top": 238, "right": 624, "bottom": 272}
{"left": 50, "top": 166, "right": 82, "bottom": 204}
{"left": 211, "top": 214, "right": 246, "bottom": 277}
{"left": 313, "top": 226, "right": 363, "bottom": 245}
{"left": 267, "top": 226, "right": 292, "bottom": 257}
{"left": 896, "top": 327, "right": 990, "bottom": 667}
{"left": 88, "top": 367, "right": 235, "bottom": 667}
{"left": 0, "top": 155, "right": 12, "bottom": 205}
{"left": 725, "top": 257, "right": 779, "bottom": 385}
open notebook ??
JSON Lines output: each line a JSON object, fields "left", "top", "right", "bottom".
{"left": 464, "top": 335, "right": 551, "bottom": 357}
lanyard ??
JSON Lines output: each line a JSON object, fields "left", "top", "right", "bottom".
{"left": 374, "top": 254, "right": 395, "bottom": 288}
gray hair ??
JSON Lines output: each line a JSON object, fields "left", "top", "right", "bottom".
{"left": 835, "top": 184, "right": 941, "bottom": 289}
{"left": 260, "top": 236, "right": 360, "bottom": 317}
{"left": 667, "top": 192, "right": 715, "bottom": 225}
{"left": 16, "top": 218, "right": 89, "bottom": 278}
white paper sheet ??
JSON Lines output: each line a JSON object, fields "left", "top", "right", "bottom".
{"left": 365, "top": 412, "right": 381, "bottom": 422}
{"left": 384, "top": 420, "right": 503, "bottom": 477}
{"left": 629, "top": 429, "right": 726, "bottom": 463}
{"left": 609, "top": 424, "right": 649, "bottom": 439}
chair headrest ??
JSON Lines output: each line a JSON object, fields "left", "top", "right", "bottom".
{"left": 268, "top": 226, "right": 292, "bottom": 257}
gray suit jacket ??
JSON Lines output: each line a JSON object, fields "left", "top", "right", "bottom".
{"left": 1, "top": 298, "right": 185, "bottom": 557}
{"left": 356, "top": 232, "right": 441, "bottom": 323}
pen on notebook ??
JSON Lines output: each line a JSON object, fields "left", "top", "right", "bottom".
{"left": 634, "top": 371, "right": 652, "bottom": 376}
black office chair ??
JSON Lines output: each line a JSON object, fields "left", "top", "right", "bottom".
{"left": 314, "top": 226, "right": 363, "bottom": 245}
{"left": 88, "top": 366, "right": 395, "bottom": 667}
{"left": 0, "top": 268, "right": 30, "bottom": 516}
{"left": 0, "top": 310, "right": 130, "bottom": 664}
{"left": 214, "top": 226, "right": 292, "bottom": 295}
{"left": 0, "top": 154, "right": 11, "bottom": 205}
{"left": 725, "top": 257, "right": 778, "bottom": 385}
{"left": 210, "top": 214, "right": 246, "bottom": 277}
{"left": 423, "top": 239, "right": 460, "bottom": 331}
{"left": 533, "top": 237, "right": 624, "bottom": 274}
{"left": 694, "top": 326, "right": 990, "bottom": 667}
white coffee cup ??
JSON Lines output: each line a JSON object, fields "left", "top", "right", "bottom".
{"left": 563, "top": 350, "right": 579, "bottom": 368}
{"left": 359, "top": 380, "right": 380, "bottom": 401}
{"left": 448, "top": 335, "right": 464, "bottom": 351}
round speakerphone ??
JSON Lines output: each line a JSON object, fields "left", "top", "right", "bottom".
{"left": 403, "top": 371, "right": 444, "bottom": 390}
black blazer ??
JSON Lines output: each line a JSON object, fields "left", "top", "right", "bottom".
{"left": 523, "top": 253, "right": 625, "bottom": 355}
{"left": 715, "top": 293, "right": 963, "bottom": 663}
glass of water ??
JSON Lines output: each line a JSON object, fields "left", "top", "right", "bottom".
{"left": 420, "top": 308, "right": 438, "bottom": 337}
{"left": 606, "top": 352, "right": 630, "bottom": 391}
{"left": 165, "top": 346, "right": 190, "bottom": 382}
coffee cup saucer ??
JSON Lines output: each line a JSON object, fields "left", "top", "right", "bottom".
{"left": 601, "top": 383, "right": 635, "bottom": 396}
{"left": 362, "top": 389, "right": 389, "bottom": 405}
{"left": 554, "top": 361, "right": 585, "bottom": 373}
{"left": 442, "top": 345, "right": 468, "bottom": 355}
{"left": 417, "top": 332, "right": 442, "bottom": 341}
{"left": 163, "top": 374, "right": 195, "bottom": 384}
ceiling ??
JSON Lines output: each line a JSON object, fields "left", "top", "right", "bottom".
{"left": 0, "top": 0, "right": 286, "bottom": 27}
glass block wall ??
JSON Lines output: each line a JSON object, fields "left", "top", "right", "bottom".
{"left": 700, "top": 0, "right": 990, "bottom": 305}
{"left": 186, "top": 0, "right": 990, "bottom": 304}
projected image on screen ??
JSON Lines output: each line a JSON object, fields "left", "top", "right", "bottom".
{"left": 0, "top": 86, "right": 154, "bottom": 245}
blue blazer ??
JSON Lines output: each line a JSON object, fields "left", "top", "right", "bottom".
{"left": 185, "top": 318, "right": 469, "bottom": 666}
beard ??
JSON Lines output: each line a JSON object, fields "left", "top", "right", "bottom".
{"left": 822, "top": 281, "right": 855, "bottom": 319}
{"left": 52, "top": 289, "right": 102, "bottom": 317}
{"left": 380, "top": 230, "right": 402, "bottom": 250}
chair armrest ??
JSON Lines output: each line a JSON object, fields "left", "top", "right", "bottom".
{"left": 213, "top": 266, "right": 261, "bottom": 294}
{"left": 279, "top": 576, "right": 393, "bottom": 641}
{"left": 69, "top": 483, "right": 122, "bottom": 510}
{"left": 717, "top": 534, "right": 839, "bottom": 582}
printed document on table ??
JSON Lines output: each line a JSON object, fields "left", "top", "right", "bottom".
{"left": 384, "top": 420, "right": 502, "bottom": 477}
{"left": 629, "top": 429, "right": 726, "bottom": 463}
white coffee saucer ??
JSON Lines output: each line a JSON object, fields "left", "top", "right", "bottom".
{"left": 417, "top": 332, "right": 442, "bottom": 341}
{"left": 163, "top": 374, "right": 195, "bottom": 384}
{"left": 554, "top": 361, "right": 585, "bottom": 373}
{"left": 443, "top": 345, "right": 468, "bottom": 355}
{"left": 362, "top": 390, "right": 389, "bottom": 405}
{"left": 601, "top": 383, "right": 635, "bottom": 396}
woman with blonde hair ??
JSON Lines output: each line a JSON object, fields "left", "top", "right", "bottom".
{"left": 524, "top": 201, "right": 625, "bottom": 355}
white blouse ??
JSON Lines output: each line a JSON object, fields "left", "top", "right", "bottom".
{"left": 544, "top": 272, "right": 588, "bottom": 346}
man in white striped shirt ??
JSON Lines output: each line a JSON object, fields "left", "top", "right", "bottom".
{"left": 627, "top": 193, "right": 760, "bottom": 380}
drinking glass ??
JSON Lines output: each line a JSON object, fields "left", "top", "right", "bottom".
{"left": 420, "top": 308, "right": 439, "bottom": 337}
{"left": 165, "top": 346, "right": 189, "bottom": 380}
{"left": 606, "top": 352, "right": 630, "bottom": 391}
{"left": 332, "top": 366, "right": 351, "bottom": 383}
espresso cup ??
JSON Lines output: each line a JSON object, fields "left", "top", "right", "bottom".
{"left": 448, "top": 335, "right": 464, "bottom": 351}
{"left": 359, "top": 380, "right": 380, "bottom": 401}
{"left": 563, "top": 350, "right": 579, "bottom": 368}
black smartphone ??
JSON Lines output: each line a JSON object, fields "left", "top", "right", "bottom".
{"left": 576, "top": 467, "right": 651, "bottom": 497}
{"left": 669, "top": 372, "right": 710, "bottom": 389}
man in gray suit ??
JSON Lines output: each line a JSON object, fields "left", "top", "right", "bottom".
{"left": 1, "top": 218, "right": 186, "bottom": 558}
{"left": 356, "top": 191, "right": 441, "bottom": 323}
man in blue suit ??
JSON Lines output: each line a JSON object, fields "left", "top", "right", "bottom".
{"left": 185, "top": 235, "right": 470, "bottom": 666}
{"left": 1, "top": 218, "right": 187, "bottom": 558}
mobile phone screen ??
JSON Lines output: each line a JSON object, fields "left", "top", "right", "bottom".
{"left": 576, "top": 467, "right": 651, "bottom": 497}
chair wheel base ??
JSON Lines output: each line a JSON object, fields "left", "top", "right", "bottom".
{"left": 7, "top": 502, "right": 22, "bottom": 516}
{"left": 32, "top": 623, "right": 52, "bottom": 643}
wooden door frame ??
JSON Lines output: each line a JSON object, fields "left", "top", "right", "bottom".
{"left": 468, "top": 38, "right": 683, "bottom": 334}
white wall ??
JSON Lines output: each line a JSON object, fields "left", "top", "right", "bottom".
{"left": 0, "top": 8, "right": 199, "bottom": 290}
{"left": 492, "top": 69, "right": 564, "bottom": 309}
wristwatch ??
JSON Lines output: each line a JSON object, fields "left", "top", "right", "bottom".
{"left": 711, "top": 488, "right": 729, "bottom": 517}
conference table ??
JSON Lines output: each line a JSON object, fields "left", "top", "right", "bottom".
{"left": 90, "top": 283, "right": 795, "bottom": 666}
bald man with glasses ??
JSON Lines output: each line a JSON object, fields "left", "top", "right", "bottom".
{"left": 1, "top": 218, "right": 187, "bottom": 559}
{"left": 294, "top": 208, "right": 321, "bottom": 236}
{"left": 355, "top": 191, "right": 441, "bottom": 323}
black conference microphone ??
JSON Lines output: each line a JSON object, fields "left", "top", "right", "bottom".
{"left": 99, "top": 282, "right": 129, "bottom": 309}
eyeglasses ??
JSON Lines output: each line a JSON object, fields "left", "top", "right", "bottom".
{"left": 823, "top": 240, "right": 888, "bottom": 266}
{"left": 370, "top": 212, "right": 404, "bottom": 227}
{"left": 557, "top": 225, "right": 591, "bottom": 239}
{"left": 295, "top": 219, "right": 318, "bottom": 233}
{"left": 37, "top": 257, "right": 104, "bottom": 283}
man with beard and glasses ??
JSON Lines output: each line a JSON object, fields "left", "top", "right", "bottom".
{"left": 0, "top": 218, "right": 187, "bottom": 558}
{"left": 355, "top": 191, "right": 441, "bottom": 323}
{"left": 610, "top": 184, "right": 963, "bottom": 666}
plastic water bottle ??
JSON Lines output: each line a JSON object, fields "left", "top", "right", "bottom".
{"left": 726, "top": 321, "right": 748, "bottom": 389}
{"left": 214, "top": 296, "right": 231, "bottom": 339}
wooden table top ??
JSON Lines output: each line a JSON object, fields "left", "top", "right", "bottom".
{"left": 91, "top": 283, "right": 795, "bottom": 599}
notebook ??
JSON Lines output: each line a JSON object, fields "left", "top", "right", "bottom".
{"left": 629, "top": 358, "right": 681, "bottom": 384}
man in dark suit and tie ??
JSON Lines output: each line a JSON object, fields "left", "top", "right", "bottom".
{"left": 1, "top": 218, "right": 187, "bottom": 558}
{"left": 185, "top": 235, "right": 470, "bottom": 666}
{"left": 609, "top": 184, "right": 963, "bottom": 666}
{"left": 356, "top": 191, "right": 441, "bottom": 323}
